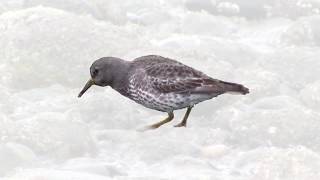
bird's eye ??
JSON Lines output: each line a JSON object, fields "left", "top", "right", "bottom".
{"left": 92, "top": 68, "right": 99, "bottom": 77}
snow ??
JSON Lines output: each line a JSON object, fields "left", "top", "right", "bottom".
{"left": 0, "top": 0, "right": 320, "bottom": 179}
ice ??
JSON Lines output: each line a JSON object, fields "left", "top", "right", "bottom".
{"left": 1, "top": 0, "right": 320, "bottom": 179}
{"left": 2, "top": 169, "right": 112, "bottom": 180}
{"left": 0, "top": 142, "right": 36, "bottom": 175}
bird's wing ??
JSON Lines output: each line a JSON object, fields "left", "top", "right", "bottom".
{"left": 132, "top": 55, "right": 249, "bottom": 95}
{"left": 144, "top": 63, "right": 226, "bottom": 94}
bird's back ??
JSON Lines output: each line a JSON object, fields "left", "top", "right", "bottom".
{"left": 131, "top": 55, "right": 183, "bottom": 68}
{"left": 125, "top": 55, "right": 248, "bottom": 112}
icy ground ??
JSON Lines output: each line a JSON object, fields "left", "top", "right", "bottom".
{"left": 1, "top": 0, "right": 320, "bottom": 179}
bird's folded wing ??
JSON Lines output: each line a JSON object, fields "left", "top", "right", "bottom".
{"left": 145, "top": 63, "right": 225, "bottom": 94}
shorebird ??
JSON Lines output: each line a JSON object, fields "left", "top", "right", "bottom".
{"left": 78, "top": 55, "right": 249, "bottom": 130}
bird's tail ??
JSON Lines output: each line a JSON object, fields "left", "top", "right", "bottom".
{"left": 219, "top": 81, "right": 249, "bottom": 95}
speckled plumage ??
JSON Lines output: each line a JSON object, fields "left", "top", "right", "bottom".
{"left": 113, "top": 55, "right": 248, "bottom": 112}
{"left": 79, "top": 55, "right": 249, "bottom": 129}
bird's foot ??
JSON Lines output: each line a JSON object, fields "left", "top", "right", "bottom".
{"left": 137, "top": 124, "right": 160, "bottom": 132}
{"left": 138, "top": 113, "right": 174, "bottom": 131}
{"left": 174, "top": 122, "right": 186, "bottom": 127}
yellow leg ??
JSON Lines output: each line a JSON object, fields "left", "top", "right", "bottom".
{"left": 174, "top": 106, "right": 193, "bottom": 127}
{"left": 144, "top": 112, "right": 174, "bottom": 130}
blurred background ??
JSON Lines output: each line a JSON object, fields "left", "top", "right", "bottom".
{"left": 0, "top": 0, "right": 320, "bottom": 179}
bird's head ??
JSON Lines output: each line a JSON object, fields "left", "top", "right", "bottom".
{"left": 78, "top": 57, "right": 127, "bottom": 98}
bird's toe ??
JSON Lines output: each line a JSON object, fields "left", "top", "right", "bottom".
{"left": 174, "top": 123, "right": 186, "bottom": 128}
{"left": 137, "top": 124, "right": 159, "bottom": 132}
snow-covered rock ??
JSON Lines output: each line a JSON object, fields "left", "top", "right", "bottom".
{"left": 0, "top": 1, "right": 319, "bottom": 179}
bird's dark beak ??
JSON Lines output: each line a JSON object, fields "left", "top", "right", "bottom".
{"left": 78, "top": 79, "right": 95, "bottom": 98}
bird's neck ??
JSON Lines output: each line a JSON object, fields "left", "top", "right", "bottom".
{"left": 110, "top": 59, "right": 131, "bottom": 94}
